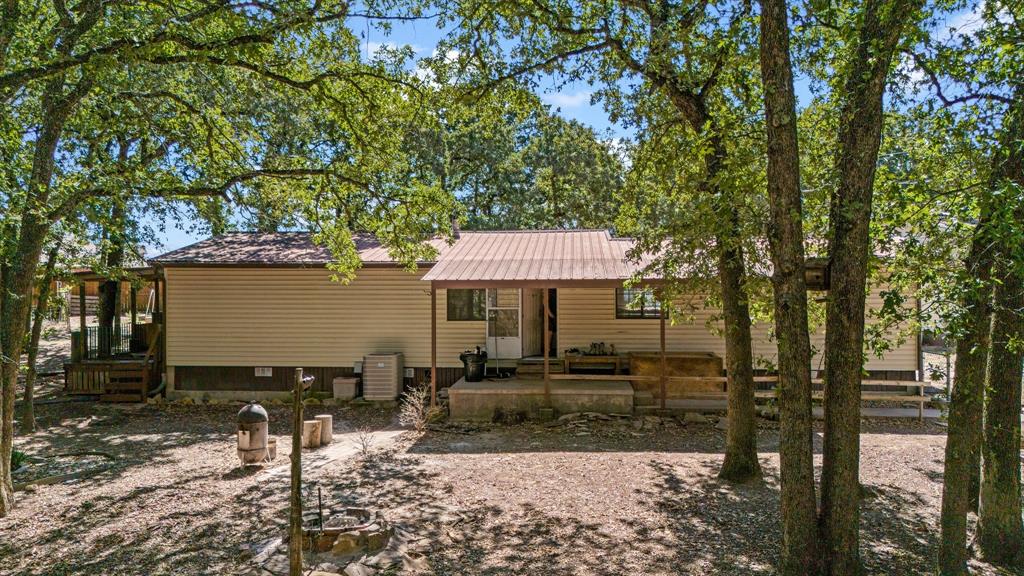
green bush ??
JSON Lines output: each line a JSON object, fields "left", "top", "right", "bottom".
{"left": 11, "top": 450, "right": 28, "bottom": 471}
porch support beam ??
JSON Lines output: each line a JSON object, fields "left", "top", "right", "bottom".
{"left": 543, "top": 287, "right": 551, "bottom": 407}
{"left": 79, "top": 283, "right": 87, "bottom": 358}
{"left": 430, "top": 284, "right": 438, "bottom": 407}
{"left": 660, "top": 302, "right": 667, "bottom": 410}
{"left": 130, "top": 284, "right": 138, "bottom": 326}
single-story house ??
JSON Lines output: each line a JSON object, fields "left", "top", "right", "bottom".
{"left": 149, "top": 230, "right": 922, "bottom": 417}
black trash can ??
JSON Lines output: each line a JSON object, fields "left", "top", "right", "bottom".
{"left": 460, "top": 347, "right": 488, "bottom": 382}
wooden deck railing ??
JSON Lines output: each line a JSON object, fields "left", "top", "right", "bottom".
{"left": 549, "top": 373, "right": 930, "bottom": 420}
{"left": 64, "top": 325, "right": 162, "bottom": 402}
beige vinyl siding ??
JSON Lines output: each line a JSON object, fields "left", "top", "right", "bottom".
{"left": 165, "top": 267, "right": 484, "bottom": 368}
{"left": 557, "top": 287, "right": 918, "bottom": 372}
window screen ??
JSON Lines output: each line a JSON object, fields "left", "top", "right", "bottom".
{"left": 447, "top": 289, "right": 486, "bottom": 321}
{"left": 615, "top": 287, "right": 663, "bottom": 319}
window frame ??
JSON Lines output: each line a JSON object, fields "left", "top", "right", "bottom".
{"left": 615, "top": 287, "right": 663, "bottom": 319}
{"left": 446, "top": 288, "right": 486, "bottom": 321}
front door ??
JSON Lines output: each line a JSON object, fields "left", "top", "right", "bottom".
{"left": 486, "top": 288, "right": 522, "bottom": 360}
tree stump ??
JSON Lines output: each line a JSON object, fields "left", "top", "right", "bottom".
{"left": 315, "top": 414, "right": 333, "bottom": 445}
{"left": 302, "top": 420, "right": 322, "bottom": 449}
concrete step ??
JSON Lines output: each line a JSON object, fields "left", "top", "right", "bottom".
{"left": 633, "top": 391, "right": 656, "bottom": 407}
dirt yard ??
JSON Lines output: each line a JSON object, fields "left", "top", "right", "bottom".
{"left": 1, "top": 400, "right": 1015, "bottom": 576}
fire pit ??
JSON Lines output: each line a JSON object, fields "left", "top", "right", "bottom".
{"left": 302, "top": 507, "right": 392, "bottom": 559}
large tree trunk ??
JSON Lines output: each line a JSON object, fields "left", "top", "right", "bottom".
{"left": 97, "top": 202, "right": 126, "bottom": 358}
{"left": 757, "top": 0, "right": 819, "bottom": 572}
{"left": 977, "top": 255, "right": 1024, "bottom": 566}
{"left": 976, "top": 93, "right": 1024, "bottom": 568}
{"left": 715, "top": 133, "right": 760, "bottom": 482}
{"left": 21, "top": 243, "right": 61, "bottom": 433}
{"left": 818, "top": 2, "right": 920, "bottom": 573}
{"left": 717, "top": 235, "right": 760, "bottom": 482}
{"left": 936, "top": 92, "right": 1023, "bottom": 572}
{"left": 937, "top": 207, "right": 994, "bottom": 575}
{"left": 616, "top": 7, "right": 761, "bottom": 482}
{"left": 1, "top": 75, "right": 86, "bottom": 517}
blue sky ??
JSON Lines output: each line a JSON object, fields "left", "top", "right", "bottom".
{"left": 147, "top": 3, "right": 982, "bottom": 255}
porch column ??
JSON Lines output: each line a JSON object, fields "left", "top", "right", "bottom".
{"left": 430, "top": 284, "right": 437, "bottom": 407}
{"left": 79, "top": 283, "right": 87, "bottom": 358}
{"left": 130, "top": 284, "right": 138, "bottom": 326}
{"left": 659, "top": 301, "right": 667, "bottom": 410}
{"left": 543, "top": 287, "right": 551, "bottom": 407}
{"left": 152, "top": 277, "right": 161, "bottom": 316}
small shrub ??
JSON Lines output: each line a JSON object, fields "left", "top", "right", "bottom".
{"left": 11, "top": 450, "right": 28, "bottom": 471}
{"left": 356, "top": 428, "right": 376, "bottom": 456}
{"left": 399, "top": 383, "right": 433, "bottom": 431}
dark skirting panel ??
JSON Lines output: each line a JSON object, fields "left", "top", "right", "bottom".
{"left": 174, "top": 365, "right": 465, "bottom": 393}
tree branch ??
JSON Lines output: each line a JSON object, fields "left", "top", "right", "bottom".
{"left": 907, "top": 51, "right": 1014, "bottom": 107}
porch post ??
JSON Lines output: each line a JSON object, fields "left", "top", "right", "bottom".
{"left": 543, "top": 287, "right": 551, "bottom": 407}
{"left": 79, "top": 282, "right": 87, "bottom": 358}
{"left": 130, "top": 284, "right": 138, "bottom": 326}
{"left": 153, "top": 277, "right": 161, "bottom": 315}
{"left": 659, "top": 301, "right": 667, "bottom": 410}
{"left": 430, "top": 284, "right": 437, "bottom": 408}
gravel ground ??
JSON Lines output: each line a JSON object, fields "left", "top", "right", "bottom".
{"left": 2, "top": 330, "right": 1015, "bottom": 575}
{"left": 1, "top": 405, "right": 1016, "bottom": 576}
{"left": 314, "top": 416, "right": 1015, "bottom": 576}
{"left": 0, "top": 401, "right": 399, "bottom": 576}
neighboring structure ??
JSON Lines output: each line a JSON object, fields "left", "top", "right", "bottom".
{"left": 149, "top": 231, "right": 922, "bottom": 411}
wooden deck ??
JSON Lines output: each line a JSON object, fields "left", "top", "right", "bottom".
{"left": 64, "top": 325, "right": 162, "bottom": 403}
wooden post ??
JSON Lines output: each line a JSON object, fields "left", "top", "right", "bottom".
{"left": 160, "top": 276, "right": 167, "bottom": 367}
{"left": 430, "top": 285, "right": 437, "bottom": 407}
{"left": 113, "top": 281, "right": 121, "bottom": 352}
{"left": 79, "top": 283, "right": 87, "bottom": 359}
{"left": 659, "top": 303, "right": 667, "bottom": 410}
{"left": 130, "top": 285, "right": 138, "bottom": 326}
{"left": 289, "top": 367, "right": 304, "bottom": 576}
{"left": 918, "top": 383, "right": 925, "bottom": 422}
{"left": 543, "top": 288, "right": 551, "bottom": 407}
{"left": 153, "top": 277, "right": 160, "bottom": 315}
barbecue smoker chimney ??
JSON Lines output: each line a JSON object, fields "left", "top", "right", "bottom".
{"left": 237, "top": 401, "right": 270, "bottom": 465}
{"left": 450, "top": 214, "right": 460, "bottom": 239}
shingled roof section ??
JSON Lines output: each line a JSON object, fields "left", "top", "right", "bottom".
{"left": 150, "top": 232, "right": 452, "bottom": 266}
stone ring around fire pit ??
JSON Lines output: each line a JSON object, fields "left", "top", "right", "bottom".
{"left": 303, "top": 507, "right": 392, "bottom": 559}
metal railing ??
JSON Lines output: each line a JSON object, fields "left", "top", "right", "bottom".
{"left": 72, "top": 321, "right": 144, "bottom": 359}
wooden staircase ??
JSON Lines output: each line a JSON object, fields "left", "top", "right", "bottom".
{"left": 101, "top": 366, "right": 151, "bottom": 402}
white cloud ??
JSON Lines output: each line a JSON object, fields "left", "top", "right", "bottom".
{"left": 896, "top": 52, "right": 926, "bottom": 84}
{"left": 946, "top": 0, "right": 1011, "bottom": 38}
{"left": 543, "top": 91, "right": 593, "bottom": 108}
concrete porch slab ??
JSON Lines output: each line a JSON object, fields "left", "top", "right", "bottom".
{"left": 448, "top": 377, "right": 634, "bottom": 421}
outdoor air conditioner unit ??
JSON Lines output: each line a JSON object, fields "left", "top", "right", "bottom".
{"left": 362, "top": 353, "right": 404, "bottom": 401}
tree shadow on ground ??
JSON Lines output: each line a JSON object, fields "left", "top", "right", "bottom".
{"left": 355, "top": 425, "right": 955, "bottom": 576}
{"left": 0, "top": 402, "right": 396, "bottom": 576}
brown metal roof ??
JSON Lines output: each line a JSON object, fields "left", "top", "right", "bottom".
{"left": 151, "top": 232, "right": 451, "bottom": 266}
{"left": 151, "top": 230, "right": 653, "bottom": 284}
{"left": 421, "top": 230, "right": 645, "bottom": 284}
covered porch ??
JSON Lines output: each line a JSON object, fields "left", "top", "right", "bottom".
{"left": 64, "top": 267, "right": 165, "bottom": 402}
